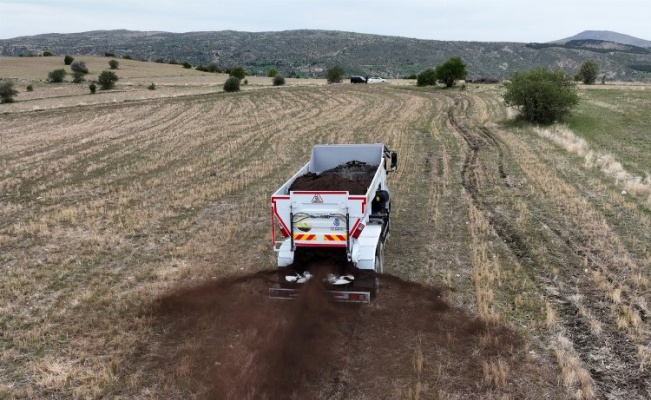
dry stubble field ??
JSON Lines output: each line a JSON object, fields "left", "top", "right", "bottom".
{"left": 1, "top": 59, "right": 651, "bottom": 399}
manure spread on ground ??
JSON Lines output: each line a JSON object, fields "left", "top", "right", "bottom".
{"left": 147, "top": 266, "right": 531, "bottom": 399}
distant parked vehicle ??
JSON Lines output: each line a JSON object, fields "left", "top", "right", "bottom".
{"left": 367, "top": 77, "right": 386, "bottom": 83}
{"left": 350, "top": 76, "right": 367, "bottom": 83}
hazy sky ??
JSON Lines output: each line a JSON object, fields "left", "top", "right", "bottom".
{"left": 0, "top": 0, "right": 649, "bottom": 42}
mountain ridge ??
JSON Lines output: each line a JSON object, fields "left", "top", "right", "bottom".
{"left": 1, "top": 29, "right": 650, "bottom": 80}
{"left": 554, "top": 30, "right": 651, "bottom": 48}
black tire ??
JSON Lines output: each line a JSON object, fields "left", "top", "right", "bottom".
{"left": 375, "top": 242, "right": 384, "bottom": 274}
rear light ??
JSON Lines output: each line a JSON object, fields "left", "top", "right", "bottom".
{"left": 351, "top": 223, "right": 365, "bottom": 239}
{"left": 349, "top": 293, "right": 362, "bottom": 301}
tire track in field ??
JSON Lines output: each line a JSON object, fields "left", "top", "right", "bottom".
{"left": 449, "top": 94, "right": 650, "bottom": 399}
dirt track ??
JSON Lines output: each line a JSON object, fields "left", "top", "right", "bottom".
{"left": 447, "top": 94, "right": 651, "bottom": 399}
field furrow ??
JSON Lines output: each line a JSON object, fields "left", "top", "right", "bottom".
{"left": 2, "top": 80, "right": 650, "bottom": 399}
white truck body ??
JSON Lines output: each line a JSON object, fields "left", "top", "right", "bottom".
{"left": 271, "top": 144, "right": 396, "bottom": 272}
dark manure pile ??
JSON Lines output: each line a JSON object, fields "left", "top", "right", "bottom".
{"left": 289, "top": 161, "right": 378, "bottom": 194}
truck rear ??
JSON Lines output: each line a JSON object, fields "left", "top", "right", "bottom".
{"left": 270, "top": 144, "right": 397, "bottom": 302}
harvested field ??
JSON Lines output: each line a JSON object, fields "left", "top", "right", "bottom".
{"left": 1, "top": 58, "right": 651, "bottom": 399}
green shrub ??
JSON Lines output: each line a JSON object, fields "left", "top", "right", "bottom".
{"left": 503, "top": 67, "right": 579, "bottom": 124}
{"left": 154, "top": 58, "right": 164, "bottom": 63}
{"left": 223, "top": 77, "right": 240, "bottom": 92}
{"left": 416, "top": 68, "right": 437, "bottom": 86}
{"left": 26, "top": 84, "right": 33, "bottom": 92}
{"left": 48, "top": 69, "right": 67, "bottom": 83}
{"left": 435, "top": 57, "right": 467, "bottom": 88}
{"left": 123, "top": 55, "right": 132, "bottom": 60}
{"left": 109, "top": 59, "right": 119, "bottom": 70}
{"left": 42, "top": 51, "right": 53, "bottom": 57}
{"left": 0, "top": 81, "right": 19, "bottom": 103}
{"left": 98, "top": 71, "right": 118, "bottom": 90}
{"left": 578, "top": 60, "right": 599, "bottom": 84}
{"left": 182, "top": 62, "right": 192, "bottom": 69}
{"left": 72, "top": 71, "right": 86, "bottom": 83}
{"left": 326, "top": 65, "right": 345, "bottom": 83}
{"left": 273, "top": 75, "right": 286, "bottom": 86}
{"left": 196, "top": 63, "right": 221, "bottom": 73}
{"left": 148, "top": 83, "right": 156, "bottom": 90}
{"left": 71, "top": 61, "right": 89, "bottom": 74}
{"left": 230, "top": 66, "right": 246, "bottom": 80}
{"left": 105, "top": 52, "right": 116, "bottom": 57}
{"left": 64, "top": 55, "right": 74, "bottom": 65}
{"left": 89, "top": 83, "right": 97, "bottom": 94}
{"left": 267, "top": 67, "right": 278, "bottom": 77}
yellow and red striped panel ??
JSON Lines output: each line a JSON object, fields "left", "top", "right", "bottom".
{"left": 323, "top": 234, "right": 347, "bottom": 242}
{"left": 293, "top": 233, "right": 317, "bottom": 241}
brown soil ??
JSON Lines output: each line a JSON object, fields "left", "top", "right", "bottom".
{"left": 145, "top": 269, "right": 546, "bottom": 399}
{"left": 289, "top": 161, "right": 377, "bottom": 194}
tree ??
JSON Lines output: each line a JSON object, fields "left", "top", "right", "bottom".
{"left": 48, "top": 69, "right": 67, "bottom": 83}
{"left": 435, "top": 57, "right": 467, "bottom": 88}
{"left": 72, "top": 71, "right": 86, "bottom": 83}
{"left": 197, "top": 63, "right": 221, "bottom": 73}
{"left": 223, "top": 77, "right": 240, "bottom": 92}
{"left": 230, "top": 66, "right": 246, "bottom": 80}
{"left": 109, "top": 59, "right": 119, "bottom": 70}
{"left": 89, "top": 83, "right": 97, "bottom": 94}
{"left": 503, "top": 67, "right": 579, "bottom": 124}
{"left": 182, "top": 62, "right": 192, "bottom": 69}
{"left": 416, "top": 68, "right": 437, "bottom": 86}
{"left": 578, "top": 60, "right": 599, "bottom": 85}
{"left": 326, "top": 65, "right": 345, "bottom": 83}
{"left": 0, "top": 81, "right": 19, "bottom": 103}
{"left": 71, "top": 61, "right": 89, "bottom": 74}
{"left": 267, "top": 67, "right": 278, "bottom": 77}
{"left": 64, "top": 55, "right": 74, "bottom": 65}
{"left": 98, "top": 70, "right": 118, "bottom": 90}
{"left": 273, "top": 75, "right": 286, "bottom": 86}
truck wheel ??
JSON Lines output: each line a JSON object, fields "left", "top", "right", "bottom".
{"left": 384, "top": 217, "right": 391, "bottom": 242}
{"left": 374, "top": 242, "right": 384, "bottom": 274}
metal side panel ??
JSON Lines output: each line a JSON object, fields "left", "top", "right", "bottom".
{"left": 310, "top": 144, "right": 384, "bottom": 173}
{"left": 276, "top": 240, "right": 294, "bottom": 267}
{"left": 352, "top": 224, "right": 382, "bottom": 270}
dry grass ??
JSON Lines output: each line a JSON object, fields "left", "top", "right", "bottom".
{"left": 2, "top": 59, "right": 650, "bottom": 398}
{"left": 533, "top": 125, "right": 651, "bottom": 207}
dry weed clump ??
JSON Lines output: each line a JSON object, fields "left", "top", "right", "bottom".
{"left": 553, "top": 334, "right": 596, "bottom": 399}
{"left": 533, "top": 125, "right": 651, "bottom": 207}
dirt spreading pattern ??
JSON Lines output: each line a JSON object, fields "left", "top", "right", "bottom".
{"left": 150, "top": 269, "right": 531, "bottom": 399}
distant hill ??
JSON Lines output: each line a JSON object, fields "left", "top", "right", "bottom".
{"left": 554, "top": 30, "right": 651, "bottom": 48}
{"left": 1, "top": 30, "right": 651, "bottom": 80}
